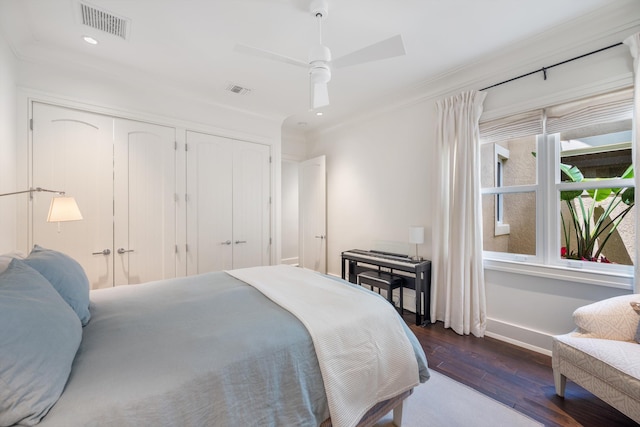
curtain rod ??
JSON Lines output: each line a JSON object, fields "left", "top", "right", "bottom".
{"left": 479, "top": 42, "right": 624, "bottom": 91}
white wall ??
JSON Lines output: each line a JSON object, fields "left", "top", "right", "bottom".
{"left": 306, "top": 1, "right": 640, "bottom": 353}
{"left": 0, "top": 31, "right": 17, "bottom": 253}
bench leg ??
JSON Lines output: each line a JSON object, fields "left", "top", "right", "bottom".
{"left": 392, "top": 400, "right": 403, "bottom": 426}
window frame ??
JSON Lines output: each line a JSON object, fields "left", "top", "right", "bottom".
{"left": 481, "top": 127, "right": 634, "bottom": 290}
{"left": 494, "top": 144, "right": 511, "bottom": 236}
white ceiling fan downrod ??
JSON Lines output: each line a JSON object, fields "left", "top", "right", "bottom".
{"left": 309, "top": 0, "right": 331, "bottom": 85}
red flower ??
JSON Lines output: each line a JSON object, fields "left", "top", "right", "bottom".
{"left": 561, "top": 247, "right": 567, "bottom": 257}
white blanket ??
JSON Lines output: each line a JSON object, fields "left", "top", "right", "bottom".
{"left": 227, "top": 265, "right": 420, "bottom": 427}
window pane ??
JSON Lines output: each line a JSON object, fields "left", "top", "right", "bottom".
{"left": 482, "top": 192, "right": 536, "bottom": 255}
{"left": 560, "top": 191, "right": 635, "bottom": 265}
{"left": 560, "top": 119, "right": 632, "bottom": 181}
{"left": 480, "top": 136, "right": 537, "bottom": 188}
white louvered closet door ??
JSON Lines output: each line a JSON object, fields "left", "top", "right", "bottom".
{"left": 113, "top": 119, "right": 177, "bottom": 286}
{"left": 185, "top": 131, "right": 234, "bottom": 273}
{"left": 31, "top": 103, "right": 114, "bottom": 289}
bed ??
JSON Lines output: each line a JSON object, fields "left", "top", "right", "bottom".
{"left": 0, "top": 247, "right": 429, "bottom": 427}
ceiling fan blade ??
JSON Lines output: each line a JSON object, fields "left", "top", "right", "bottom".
{"left": 234, "top": 43, "right": 308, "bottom": 68}
{"left": 332, "top": 34, "right": 406, "bottom": 69}
{"left": 310, "top": 80, "right": 330, "bottom": 109}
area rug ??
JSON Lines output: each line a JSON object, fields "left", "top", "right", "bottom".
{"left": 373, "top": 370, "right": 543, "bottom": 427}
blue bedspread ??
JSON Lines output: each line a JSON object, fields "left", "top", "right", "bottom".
{"left": 35, "top": 271, "right": 428, "bottom": 427}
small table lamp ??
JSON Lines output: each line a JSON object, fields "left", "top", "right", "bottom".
{"left": 409, "top": 226, "right": 424, "bottom": 261}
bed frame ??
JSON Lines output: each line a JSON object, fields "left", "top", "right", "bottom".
{"left": 320, "top": 389, "right": 412, "bottom": 427}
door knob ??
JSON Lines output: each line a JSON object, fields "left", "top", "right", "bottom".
{"left": 92, "top": 249, "right": 111, "bottom": 255}
{"left": 117, "top": 248, "right": 134, "bottom": 254}
{"left": 315, "top": 235, "right": 325, "bottom": 239}
{"left": 235, "top": 240, "right": 247, "bottom": 244}
{"left": 221, "top": 240, "right": 232, "bottom": 245}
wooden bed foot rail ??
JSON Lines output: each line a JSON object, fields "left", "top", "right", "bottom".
{"left": 320, "top": 389, "right": 412, "bottom": 427}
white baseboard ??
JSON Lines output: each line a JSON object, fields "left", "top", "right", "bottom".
{"left": 485, "top": 318, "right": 553, "bottom": 356}
{"left": 281, "top": 257, "right": 299, "bottom": 266}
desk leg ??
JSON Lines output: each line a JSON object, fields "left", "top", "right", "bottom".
{"left": 423, "top": 275, "right": 430, "bottom": 325}
{"left": 341, "top": 258, "right": 346, "bottom": 280}
{"left": 415, "top": 273, "right": 422, "bottom": 325}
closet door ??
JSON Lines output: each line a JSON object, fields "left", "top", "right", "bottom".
{"left": 185, "top": 131, "right": 270, "bottom": 273}
{"left": 114, "top": 119, "right": 177, "bottom": 285}
{"left": 232, "top": 142, "right": 271, "bottom": 268}
{"left": 31, "top": 103, "right": 114, "bottom": 289}
{"left": 185, "top": 131, "right": 233, "bottom": 274}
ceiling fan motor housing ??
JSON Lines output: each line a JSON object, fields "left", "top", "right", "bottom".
{"left": 310, "top": 64, "right": 331, "bottom": 84}
{"left": 309, "top": 43, "right": 331, "bottom": 63}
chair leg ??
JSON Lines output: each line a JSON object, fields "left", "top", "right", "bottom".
{"left": 553, "top": 369, "right": 566, "bottom": 397}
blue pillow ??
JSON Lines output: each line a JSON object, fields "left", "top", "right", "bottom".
{"left": 0, "top": 259, "right": 82, "bottom": 426}
{"left": 24, "top": 245, "right": 91, "bottom": 326}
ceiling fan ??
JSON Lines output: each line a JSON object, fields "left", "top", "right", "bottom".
{"left": 234, "top": 0, "right": 406, "bottom": 110}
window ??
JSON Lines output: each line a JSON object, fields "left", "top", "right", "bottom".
{"left": 494, "top": 144, "right": 510, "bottom": 235}
{"left": 480, "top": 88, "right": 635, "bottom": 284}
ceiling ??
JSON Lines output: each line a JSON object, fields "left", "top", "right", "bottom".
{"left": 0, "top": 0, "right": 616, "bottom": 132}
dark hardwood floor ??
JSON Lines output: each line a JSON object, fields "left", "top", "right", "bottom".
{"left": 405, "top": 318, "right": 638, "bottom": 427}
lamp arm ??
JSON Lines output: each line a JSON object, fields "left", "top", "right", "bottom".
{"left": 0, "top": 187, "right": 66, "bottom": 197}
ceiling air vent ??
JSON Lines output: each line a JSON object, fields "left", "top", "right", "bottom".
{"left": 79, "top": 2, "right": 130, "bottom": 40}
{"left": 225, "top": 83, "right": 252, "bottom": 96}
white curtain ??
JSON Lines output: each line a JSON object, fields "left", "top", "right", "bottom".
{"left": 624, "top": 32, "right": 640, "bottom": 293}
{"left": 432, "top": 90, "right": 487, "bottom": 336}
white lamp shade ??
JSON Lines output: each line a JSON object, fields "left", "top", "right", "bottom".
{"left": 409, "top": 226, "right": 424, "bottom": 244}
{"left": 47, "top": 196, "right": 83, "bottom": 222}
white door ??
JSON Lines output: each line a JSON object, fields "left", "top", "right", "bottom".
{"left": 299, "top": 155, "right": 326, "bottom": 273}
{"left": 32, "top": 103, "right": 178, "bottom": 288}
{"left": 232, "top": 142, "right": 271, "bottom": 268}
{"left": 32, "top": 103, "right": 114, "bottom": 289}
{"left": 186, "top": 131, "right": 271, "bottom": 273}
{"left": 114, "top": 119, "right": 177, "bottom": 285}
{"left": 186, "top": 131, "right": 234, "bottom": 274}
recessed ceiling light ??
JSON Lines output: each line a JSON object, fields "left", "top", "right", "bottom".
{"left": 83, "top": 35, "right": 98, "bottom": 45}
{"left": 316, "top": 112, "right": 323, "bottom": 116}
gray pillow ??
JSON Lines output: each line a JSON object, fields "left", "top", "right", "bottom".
{"left": 631, "top": 302, "right": 640, "bottom": 343}
{"left": 0, "top": 259, "right": 82, "bottom": 426}
{"left": 0, "top": 251, "right": 26, "bottom": 274}
{"left": 24, "top": 245, "right": 91, "bottom": 326}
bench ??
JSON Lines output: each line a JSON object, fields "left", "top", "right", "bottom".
{"left": 357, "top": 270, "right": 404, "bottom": 314}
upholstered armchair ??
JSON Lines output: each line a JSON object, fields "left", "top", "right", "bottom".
{"left": 552, "top": 294, "right": 640, "bottom": 423}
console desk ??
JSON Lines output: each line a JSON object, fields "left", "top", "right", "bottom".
{"left": 341, "top": 249, "right": 431, "bottom": 325}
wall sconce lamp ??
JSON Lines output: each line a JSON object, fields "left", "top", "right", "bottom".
{"left": 0, "top": 187, "right": 83, "bottom": 230}
{"left": 409, "top": 226, "right": 424, "bottom": 261}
